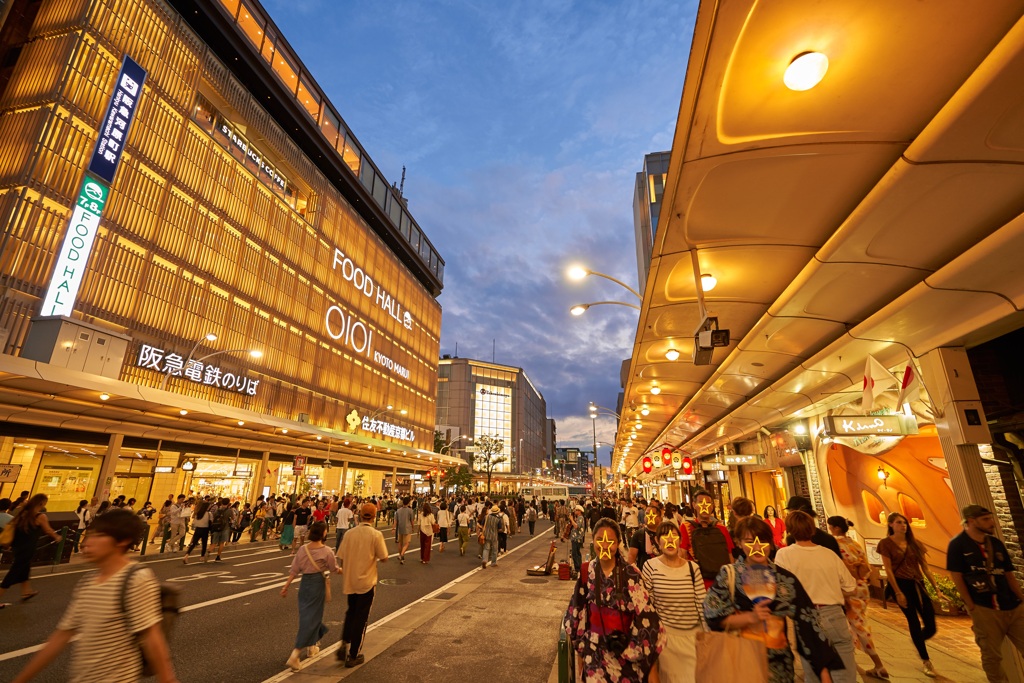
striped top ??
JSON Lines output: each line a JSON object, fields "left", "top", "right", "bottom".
{"left": 641, "top": 556, "right": 706, "bottom": 630}
{"left": 57, "top": 562, "right": 162, "bottom": 683}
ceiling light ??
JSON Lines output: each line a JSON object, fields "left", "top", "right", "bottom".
{"left": 650, "top": 385, "right": 661, "bottom": 395}
{"left": 700, "top": 273, "right": 717, "bottom": 292}
{"left": 282, "top": 429, "right": 288, "bottom": 434}
{"left": 634, "top": 422, "right": 642, "bottom": 430}
{"left": 179, "top": 409, "right": 188, "bottom": 416}
{"left": 665, "top": 348, "right": 681, "bottom": 361}
{"left": 99, "top": 393, "right": 110, "bottom": 401}
{"left": 640, "top": 406, "right": 650, "bottom": 416}
{"left": 249, "top": 350, "right": 263, "bottom": 358}
{"left": 784, "top": 52, "right": 829, "bottom": 91}
{"left": 316, "top": 435, "right": 322, "bottom": 440}
{"left": 237, "top": 420, "right": 245, "bottom": 426}
{"left": 793, "top": 424, "right": 807, "bottom": 435}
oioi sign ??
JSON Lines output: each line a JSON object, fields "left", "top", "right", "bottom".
{"left": 40, "top": 55, "right": 146, "bottom": 317}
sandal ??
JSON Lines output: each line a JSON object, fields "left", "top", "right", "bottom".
{"left": 21, "top": 592, "right": 39, "bottom": 602}
{"left": 0, "top": 602, "right": 11, "bottom": 609}
{"left": 866, "top": 668, "right": 891, "bottom": 680}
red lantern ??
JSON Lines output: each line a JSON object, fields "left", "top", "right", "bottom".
{"left": 661, "top": 447, "right": 672, "bottom": 467}
{"left": 681, "top": 457, "right": 693, "bottom": 476}
{"left": 642, "top": 456, "right": 653, "bottom": 474}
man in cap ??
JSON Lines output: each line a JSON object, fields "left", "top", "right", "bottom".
{"left": 948, "top": 504, "right": 1024, "bottom": 682}
{"left": 784, "top": 495, "right": 841, "bottom": 558}
{"left": 481, "top": 505, "right": 503, "bottom": 569}
{"left": 336, "top": 503, "right": 388, "bottom": 668}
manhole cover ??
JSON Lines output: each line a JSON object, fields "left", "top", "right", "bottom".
{"left": 378, "top": 578, "right": 411, "bottom": 586}
{"left": 520, "top": 578, "right": 548, "bottom": 584}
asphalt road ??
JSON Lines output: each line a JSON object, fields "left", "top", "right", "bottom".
{"left": 0, "top": 519, "right": 555, "bottom": 683}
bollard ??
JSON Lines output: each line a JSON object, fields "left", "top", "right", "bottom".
{"left": 52, "top": 527, "right": 67, "bottom": 566}
{"left": 558, "top": 627, "right": 570, "bottom": 683}
{"left": 140, "top": 532, "right": 148, "bottom": 555}
{"left": 160, "top": 525, "right": 170, "bottom": 553}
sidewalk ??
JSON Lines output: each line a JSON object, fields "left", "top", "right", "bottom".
{"left": 278, "top": 530, "right": 574, "bottom": 683}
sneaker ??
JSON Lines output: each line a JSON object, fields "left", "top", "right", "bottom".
{"left": 922, "top": 661, "right": 936, "bottom": 678}
{"left": 214, "top": 557, "right": 222, "bottom": 563}
{"left": 399, "top": 557, "right": 404, "bottom": 565}
{"left": 482, "top": 561, "right": 487, "bottom": 569}
{"left": 336, "top": 642, "right": 349, "bottom": 661}
{"left": 345, "top": 654, "right": 365, "bottom": 668}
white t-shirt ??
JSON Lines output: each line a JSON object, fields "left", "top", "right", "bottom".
{"left": 774, "top": 543, "right": 857, "bottom": 605}
{"left": 622, "top": 506, "right": 639, "bottom": 528}
{"left": 57, "top": 563, "right": 162, "bottom": 683}
{"left": 338, "top": 506, "right": 354, "bottom": 529}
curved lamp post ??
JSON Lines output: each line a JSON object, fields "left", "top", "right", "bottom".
{"left": 569, "top": 301, "right": 641, "bottom": 316}
{"left": 567, "top": 266, "right": 642, "bottom": 301}
{"left": 159, "top": 335, "right": 262, "bottom": 391}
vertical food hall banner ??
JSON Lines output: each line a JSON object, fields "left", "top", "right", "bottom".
{"left": 39, "top": 55, "right": 146, "bottom": 318}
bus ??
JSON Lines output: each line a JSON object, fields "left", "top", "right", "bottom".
{"left": 521, "top": 484, "right": 590, "bottom": 500}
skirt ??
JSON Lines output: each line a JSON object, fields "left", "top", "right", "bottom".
{"left": 660, "top": 624, "right": 699, "bottom": 683}
{"left": 280, "top": 524, "right": 295, "bottom": 546}
{"left": 295, "top": 572, "right": 329, "bottom": 648}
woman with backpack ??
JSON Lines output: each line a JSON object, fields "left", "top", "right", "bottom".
{"left": 182, "top": 500, "right": 212, "bottom": 564}
{"left": 74, "top": 499, "right": 91, "bottom": 553}
{"left": 0, "top": 493, "right": 62, "bottom": 606}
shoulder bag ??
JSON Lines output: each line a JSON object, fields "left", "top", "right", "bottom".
{"left": 694, "top": 564, "right": 770, "bottom": 683}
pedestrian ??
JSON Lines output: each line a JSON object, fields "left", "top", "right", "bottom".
{"left": 704, "top": 517, "right": 844, "bottom": 683}
{"left": 0, "top": 493, "right": 62, "bottom": 606}
{"left": 280, "top": 521, "right": 339, "bottom": 672}
{"left": 688, "top": 490, "right": 734, "bottom": 590}
{"left": 497, "top": 502, "right": 510, "bottom": 554}
{"left": 0, "top": 498, "right": 13, "bottom": 529}
{"left": 292, "top": 498, "right": 312, "bottom": 553}
{"left": 630, "top": 499, "right": 689, "bottom": 571}
{"left": 11, "top": 509, "right": 178, "bottom": 683}
{"left": 394, "top": 496, "right": 414, "bottom": 564}
{"left": 233, "top": 502, "right": 251, "bottom": 544}
{"left": 418, "top": 501, "right": 435, "bottom": 564}
{"left": 208, "top": 498, "right": 233, "bottom": 562}
{"left": 878, "top": 511, "right": 940, "bottom": 678}
{"left": 74, "top": 499, "right": 92, "bottom": 553}
{"left": 526, "top": 503, "right": 538, "bottom": 536}
{"left": 335, "top": 503, "right": 388, "bottom": 668}
{"left": 642, "top": 521, "right": 706, "bottom": 683}
{"left": 481, "top": 505, "right": 502, "bottom": 569}
{"left": 165, "top": 495, "right": 186, "bottom": 552}
{"left": 435, "top": 500, "right": 451, "bottom": 553}
{"left": 182, "top": 499, "right": 212, "bottom": 564}
{"left": 563, "top": 518, "right": 665, "bottom": 682}
{"left": 150, "top": 501, "right": 170, "bottom": 544}
{"left": 335, "top": 497, "right": 354, "bottom": 551}
{"left": 948, "top": 504, "right": 1024, "bottom": 683}
{"left": 456, "top": 504, "right": 471, "bottom": 556}
{"left": 784, "top": 496, "right": 841, "bottom": 557}
{"left": 775, "top": 511, "right": 858, "bottom": 683}
{"left": 764, "top": 505, "right": 786, "bottom": 548}
{"left": 280, "top": 503, "right": 296, "bottom": 550}
{"left": 569, "top": 506, "right": 586, "bottom": 578}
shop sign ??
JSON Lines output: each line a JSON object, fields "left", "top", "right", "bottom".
{"left": 153, "top": 465, "right": 175, "bottom": 474}
{"left": 216, "top": 116, "right": 287, "bottom": 192}
{"left": 88, "top": 55, "right": 146, "bottom": 184}
{"left": 360, "top": 416, "right": 415, "bottom": 442}
{"left": 137, "top": 344, "right": 260, "bottom": 396}
{"left": 822, "top": 414, "right": 918, "bottom": 437}
{"left": 723, "top": 453, "right": 765, "bottom": 466}
{"left": 409, "top": 473, "right": 422, "bottom": 480}
{"left": 701, "top": 462, "right": 730, "bottom": 471}
{"left": 679, "top": 474, "right": 696, "bottom": 481}
{"left": 0, "top": 463, "right": 22, "bottom": 483}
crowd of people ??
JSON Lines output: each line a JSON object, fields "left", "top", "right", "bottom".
{"left": 558, "top": 492, "right": 1024, "bottom": 683}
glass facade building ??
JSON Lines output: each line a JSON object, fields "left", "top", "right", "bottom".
{"left": 0, "top": 0, "right": 449, "bottom": 509}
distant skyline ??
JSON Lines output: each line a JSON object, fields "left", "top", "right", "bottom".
{"left": 266, "top": 0, "right": 698, "bottom": 465}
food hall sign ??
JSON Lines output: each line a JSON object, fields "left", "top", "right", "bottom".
{"left": 822, "top": 414, "right": 918, "bottom": 437}
{"left": 324, "top": 248, "right": 414, "bottom": 380}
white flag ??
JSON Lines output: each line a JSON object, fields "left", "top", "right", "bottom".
{"left": 896, "top": 364, "right": 922, "bottom": 407}
{"left": 862, "top": 355, "right": 898, "bottom": 411}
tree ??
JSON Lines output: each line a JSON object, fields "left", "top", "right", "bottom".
{"left": 444, "top": 465, "right": 473, "bottom": 494}
{"left": 433, "top": 429, "right": 446, "bottom": 453}
{"left": 473, "top": 434, "right": 507, "bottom": 495}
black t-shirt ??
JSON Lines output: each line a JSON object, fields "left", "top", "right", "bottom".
{"left": 630, "top": 528, "right": 659, "bottom": 571}
{"left": 947, "top": 531, "right": 1021, "bottom": 611}
{"left": 294, "top": 508, "right": 312, "bottom": 526}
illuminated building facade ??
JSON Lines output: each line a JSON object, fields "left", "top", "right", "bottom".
{"left": 0, "top": 0, "right": 458, "bottom": 509}
{"left": 435, "top": 356, "right": 548, "bottom": 476}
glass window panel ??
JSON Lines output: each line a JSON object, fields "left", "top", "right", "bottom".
{"left": 409, "top": 225, "right": 421, "bottom": 251}
{"left": 261, "top": 29, "right": 276, "bottom": 63}
{"left": 342, "top": 139, "right": 361, "bottom": 175}
{"left": 218, "top": 0, "right": 240, "bottom": 19}
{"left": 296, "top": 76, "right": 320, "bottom": 120}
{"left": 321, "top": 108, "right": 340, "bottom": 148}
{"left": 388, "top": 192, "right": 401, "bottom": 223}
{"left": 400, "top": 212, "right": 411, "bottom": 240}
{"left": 237, "top": 3, "right": 265, "bottom": 50}
{"left": 372, "top": 173, "right": 387, "bottom": 207}
{"left": 272, "top": 45, "right": 299, "bottom": 95}
{"left": 359, "top": 156, "right": 373, "bottom": 188}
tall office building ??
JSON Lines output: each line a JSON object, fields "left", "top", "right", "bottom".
{"left": 632, "top": 151, "right": 670, "bottom": 291}
{"left": 435, "top": 356, "right": 547, "bottom": 476}
{"left": 0, "top": 0, "right": 453, "bottom": 508}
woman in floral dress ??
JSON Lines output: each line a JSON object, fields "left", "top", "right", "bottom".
{"left": 704, "top": 517, "right": 844, "bottom": 683}
{"left": 563, "top": 518, "right": 665, "bottom": 682}
{"left": 827, "top": 516, "right": 889, "bottom": 679}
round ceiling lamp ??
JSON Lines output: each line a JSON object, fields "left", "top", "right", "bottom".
{"left": 784, "top": 52, "right": 829, "bottom": 91}
{"left": 699, "top": 273, "right": 717, "bottom": 292}
{"left": 650, "top": 384, "right": 661, "bottom": 395}
{"left": 665, "top": 348, "right": 681, "bottom": 361}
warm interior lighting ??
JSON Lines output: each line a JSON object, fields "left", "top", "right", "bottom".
{"left": 316, "top": 435, "right": 322, "bottom": 440}
{"left": 237, "top": 420, "right": 245, "bottom": 426}
{"left": 793, "top": 423, "right": 807, "bottom": 435}
{"left": 650, "top": 385, "right": 661, "bottom": 395}
{"left": 700, "top": 274, "right": 717, "bottom": 292}
{"left": 205, "top": 333, "right": 218, "bottom": 342}
{"left": 99, "top": 393, "right": 110, "bottom": 401}
{"left": 281, "top": 429, "right": 288, "bottom": 434}
{"left": 773, "top": 471, "right": 784, "bottom": 488}
{"left": 640, "top": 406, "right": 650, "bottom": 416}
{"left": 567, "top": 265, "right": 588, "bottom": 281}
{"left": 784, "top": 52, "right": 829, "bottom": 91}
{"left": 665, "top": 348, "right": 681, "bottom": 361}
{"left": 570, "top": 304, "right": 587, "bottom": 316}
{"left": 249, "top": 349, "right": 263, "bottom": 358}
{"left": 179, "top": 409, "right": 188, "bottom": 416}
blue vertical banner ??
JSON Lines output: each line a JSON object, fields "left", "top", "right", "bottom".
{"left": 40, "top": 54, "right": 146, "bottom": 317}
{"left": 86, "top": 55, "right": 147, "bottom": 185}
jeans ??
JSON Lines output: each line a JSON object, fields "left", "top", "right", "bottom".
{"left": 894, "top": 577, "right": 936, "bottom": 661}
{"left": 482, "top": 539, "right": 498, "bottom": 566}
{"left": 801, "top": 604, "right": 856, "bottom": 683}
{"left": 570, "top": 541, "right": 583, "bottom": 574}
{"left": 528, "top": 521, "right": 535, "bottom": 535}
{"left": 971, "top": 603, "right": 1024, "bottom": 682}
{"left": 335, "top": 526, "right": 347, "bottom": 552}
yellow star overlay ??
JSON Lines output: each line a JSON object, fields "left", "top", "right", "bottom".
{"left": 745, "top": 538, "right": 771, "bottom": 558}
{"left": 645, "top": 508, "right": 660, "bottom": 526}
{"left": 595, "top": 529, "right": 616, "bottom": 560}
{"left": 662, "top": 530, "right": 680, "bottom": 551}
{"left": 697, "top": 499, "right": 713, "bottom": 515}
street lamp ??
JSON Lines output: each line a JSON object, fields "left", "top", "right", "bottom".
{"left": 158, "top": 335, "right": 262, "bottom": 391}
{"left": 569, "top": 301, "right": 641, "bottom": 316}
{"left": 368, "top": 404, "right": 407, "bottom": 421}
{"left": 567, "top": 265, "right": 642, "bottom": 301}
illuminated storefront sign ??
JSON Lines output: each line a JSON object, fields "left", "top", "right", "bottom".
{"left": 217, "top": 117, "right": 286, "bottom": 191}
{"left": 332, "top": 249, "right": 413, "bottom": 330}
{"left": 0, "top": 463, "right": 22, "bottom": 483}
{"left": 361, "top": 416, "right": 415, "bottom": 442}
{"left": 722, "top": 453, "right": 765, "bottom": 466}
{"left": 822, "top": 414, "right": 918, "bottom": 437}
{"left": 41, "top": 55, "right": 145, "bottom": 318}
{"left": 137, "top": 344, "right": 260, "bottom": 396}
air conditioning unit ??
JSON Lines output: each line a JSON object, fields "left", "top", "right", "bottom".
{"left": 297, "top": 413, "right": 310, "bottom": 423}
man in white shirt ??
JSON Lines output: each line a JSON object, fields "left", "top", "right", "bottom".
{"left": 775, "top": 511, "right": 857, "bottom": 683}
{"left": 165, "top": 495, "right": 187, "bottom": 553}
{"left": 336, "top": 503, "right": 388, "bottom": 668}
{"left": 334, "top": 500, "right": 355, "bottom": 551}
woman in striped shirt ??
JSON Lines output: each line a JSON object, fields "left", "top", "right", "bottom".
{"left": 642, "top": 521, "right": 706, "bottom": 683}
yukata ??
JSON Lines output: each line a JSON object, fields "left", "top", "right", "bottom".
{"left": 563, "top": 559, "right": 666, "bottom": 682}
{"left": 703, "top": 557, "right": 844, "bottom": 683}
{"left": 835, "top": 536, "right": 880, "bottom": 657}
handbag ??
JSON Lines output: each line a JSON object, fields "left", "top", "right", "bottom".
{"left": 303, "top": 545, "right": 332, "bottom": 603}
{"left": 0, "top": 521, "right": 14, "bottom": 547}
{"left": 431, "top": 523, "right": 441, "bottom": 535}
{"left": 695, "top": 564, "right": 769, "bottom": 683}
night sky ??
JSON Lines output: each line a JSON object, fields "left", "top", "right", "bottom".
{"left": 266, "top": 0, "right": 697, "bottom": 465}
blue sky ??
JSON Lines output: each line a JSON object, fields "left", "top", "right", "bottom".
{"left": 266, "top": 0, "right": 697, "bottom": 465}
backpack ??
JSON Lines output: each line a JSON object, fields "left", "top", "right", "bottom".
{"left": 496, "top": 514, "right": 505, "bottom": 534}
{"left": 119, "top": 564, "right": 180, "bottom": 676}
{"left": 689, "top": 523, "right": 731, "bottom": 580}
{"left": 210, "top": 507, "right": 231, "bottom": 532}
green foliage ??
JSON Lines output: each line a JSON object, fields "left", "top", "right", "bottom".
{"left": 434, "top": 430, "right": 446, "bottom": 453}
{"left": 924, "top": 575, "right": 966, "bottom": 610}
{"left": 473, "top": 434, "right": 508, "bottom": 494}
{"left": 444, "top": 465, "right": 473, "bottom": 492}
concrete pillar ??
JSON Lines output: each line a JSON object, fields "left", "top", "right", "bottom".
{"left": 392, "top": 466, "right": 397, "bottom": 495}
{"left": 97, "top": 433, "right": 124, "bottom": 500}
{"left": 340, "top": 461, "right": 349, "bottom": 497}
{"left": 250, "top": 451, "right": 270, "bottom": 505}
